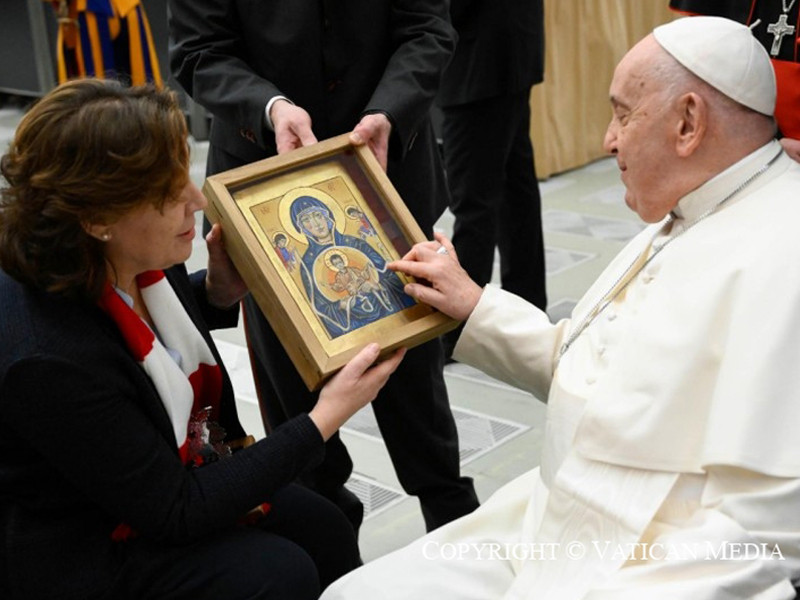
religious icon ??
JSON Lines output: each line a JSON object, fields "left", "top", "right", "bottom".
{"left": 246, "top": 182, "right": 417, "bottom": 340}
{"left": 203, "top": 134, "right": 458, "bottom": 389}
{"left": 288, "top": 196, "right": 416, "bottom": 338}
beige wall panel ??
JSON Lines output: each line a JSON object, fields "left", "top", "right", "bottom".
{"left": 531, "top": 1, "right": 675, "bottom": 178}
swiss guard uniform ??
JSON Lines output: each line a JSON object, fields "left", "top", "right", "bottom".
{"left": 46, "top": 0, "right": 162, "bottom": 86}
{"left": 670, "top": 0, "right": 800, "bottom": 138}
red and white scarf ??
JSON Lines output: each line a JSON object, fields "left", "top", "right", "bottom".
{"left": 98, "top": 271, "right": 270, "bottom": 538}
{"left": 98, "top": 270, "right": 223, "bottom": 464}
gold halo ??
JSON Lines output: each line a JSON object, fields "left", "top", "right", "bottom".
{"left": 323, "top": 249, "right": 349, "bottom": 271}
{"left": 345, "top": 205, "right": 363, "bottom": 219}
{"left": 314, "top": 247, "right": 373, "bottom": 302}
{"left": 278, "top": 187, "right": 346, "bottom": 243}
{"left": 271, "top": 231, "right": 288, "bottom": 246}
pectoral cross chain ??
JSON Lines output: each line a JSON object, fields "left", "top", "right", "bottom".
{"left": 767, "top": 14, "right": 796, "bottom": 56}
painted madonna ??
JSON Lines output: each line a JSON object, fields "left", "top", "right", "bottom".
{"left": 290, "top": 195, "right": 415, "bottom": 338}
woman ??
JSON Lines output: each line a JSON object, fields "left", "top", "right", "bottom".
{"left": 0, "top": 79, "right": 404, "bottom": 600}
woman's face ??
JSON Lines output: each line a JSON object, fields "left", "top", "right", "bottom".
{"left": 299, "top": 209, "right": 332, "bottom": 240}
{"left": 103, "top": 180, "right": 207, "bottom": 286}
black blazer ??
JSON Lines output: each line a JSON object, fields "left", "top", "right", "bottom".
{"left": 0, "top": 266, "right": 324, "bottom": 599}
{"left": 168, "top": 0, "right": 456, "bottom": 232}
{"left": 438, "top": 0, "right": 545, "bottom": 107}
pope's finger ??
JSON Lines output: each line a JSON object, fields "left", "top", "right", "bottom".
{"left": 399, "top": 240, "right": 435, "bottom": 261}
{"left": 388, "top": 258, "right": 435, "bottom": 279}
{"left": 404, "top": 282, "right": 446, "bottom": 307}
{"left": 432, "top": 231, "right": 452, "bottom": 246}
{"left": 432, "top": 233, "right": 455, "bottom": 254}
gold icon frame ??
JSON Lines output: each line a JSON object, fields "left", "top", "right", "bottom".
{"left": 203, "top": 134, "right": 457, "bottom": 390}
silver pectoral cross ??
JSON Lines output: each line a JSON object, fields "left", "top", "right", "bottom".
{"left": 767, "top": 14, "right": 796, "bottom": 56}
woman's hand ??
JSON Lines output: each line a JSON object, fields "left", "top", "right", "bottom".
{"left": 388, "top": 232, "right": 483, "bottom": 321}
{"left": 310, "top": 343, "right": 406, "bottom": 441}
{"left": 204, "top": 223, "right": 248, "bottom": 308}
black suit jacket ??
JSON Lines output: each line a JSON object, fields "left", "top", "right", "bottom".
{"left": 0, "top": 266, "right": 324, "bottom": 599}
{"left": 438, "top": 0, "right": 545, "bottom": 107}
{"left": 169, "top": 0, "right": 457, "bottom": 232}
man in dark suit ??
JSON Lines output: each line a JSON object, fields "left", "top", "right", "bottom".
{"left": 168, "top": 0, "right": 479, "bottom": 534}
{"left": 439, "top": 0, "right": 547, "bottom": 358}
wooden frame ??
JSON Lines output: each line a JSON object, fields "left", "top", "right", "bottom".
{"left": 203, "top": 133, "right": 458, "bottom": 390}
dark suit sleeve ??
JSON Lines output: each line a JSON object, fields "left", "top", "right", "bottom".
{"left": 363, "top": 0, "right": 456, "bottom": 155}
{"left": 2, "top": 356, "right": 324, "bottom": 544}
{"left": 448, "top": 0, "right": 475, "bottom": 23}
{"left": 168, "top": 0, "right": 280, "bottom": 149}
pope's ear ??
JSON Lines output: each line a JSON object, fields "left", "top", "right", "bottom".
{"left": 674, "top": 92, "right": 706, "bottom": 158}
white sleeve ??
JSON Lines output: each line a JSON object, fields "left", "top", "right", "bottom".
{"left": 453, "top": 285, "right": 569, "bottom": 401}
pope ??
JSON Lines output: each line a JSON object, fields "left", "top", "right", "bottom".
{"left": 322, "top": 16, "right": 800, "bottom": 600}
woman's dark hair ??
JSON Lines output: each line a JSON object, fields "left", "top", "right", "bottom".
{"left": 0, "top": 78, "right": 189, "bottom": 300}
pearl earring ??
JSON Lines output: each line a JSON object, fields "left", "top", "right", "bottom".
{"left": 101, "top": 233, "right": 111, "bottom": 241}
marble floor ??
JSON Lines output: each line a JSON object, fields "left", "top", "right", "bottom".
{"left": 0, "top": 98, "right": 642, "bottom": 562}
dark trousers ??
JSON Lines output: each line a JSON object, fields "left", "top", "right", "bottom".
{"left": 207, "top": 144, "right": 479, "bottom": 535}
{"left": 104, "top": 484, "right": 360, "bottom": 600}
{"left": 441, "top": 90, "right": 547, "bottom": 333}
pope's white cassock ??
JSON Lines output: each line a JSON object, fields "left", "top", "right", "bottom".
{"left": 322, "top": 141, "right": 800, "bottom": 599}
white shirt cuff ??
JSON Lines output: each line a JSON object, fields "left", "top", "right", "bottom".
{"left": 264, "top": 96, "right": 293, "bottom": 131}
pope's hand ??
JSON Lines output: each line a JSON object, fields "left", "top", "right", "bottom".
{"left": 311, "top": 344, "right": 406, "bottom": 441}
{"left": 270, "top": 99, "right": 318, "bottom": 154}
{"left": 388, "top": 232, "right": 483, "bottom": 322}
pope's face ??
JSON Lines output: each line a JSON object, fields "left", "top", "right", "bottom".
{"left": 300, "top": 209, "right": 331, "bottom": 240}
{"left": 603, "top": 36, "right": 682, "bottom": 223}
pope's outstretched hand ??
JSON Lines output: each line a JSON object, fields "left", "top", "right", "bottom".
{"left": 388, "top": 232, "right": 483, "bottom": 322}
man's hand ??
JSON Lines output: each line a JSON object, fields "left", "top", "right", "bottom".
{"left": 350, "top": 113, "right": 392, "bottom": 171}
{"left": 205, "top": 223, "right": 248, "bottom": 308}
{"left": 270, "top": 99, "right": 318, "bottom": 154}
{"left": 781, "top": 137, "right": 800, "bottom": 163}
{"left": 389, "top": 232, "right": 483, "bottom": 321}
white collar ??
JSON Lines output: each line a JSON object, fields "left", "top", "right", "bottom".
{"left": 670, "top": 140, "right": 783, "bottom": 225}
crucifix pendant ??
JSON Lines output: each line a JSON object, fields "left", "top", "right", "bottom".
{"left": 767, "top": 14, "right": 796, "bottom": 56}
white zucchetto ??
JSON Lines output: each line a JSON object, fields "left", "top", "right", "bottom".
{"left": 653, "top": 16, "right": 776, "bottom": 116}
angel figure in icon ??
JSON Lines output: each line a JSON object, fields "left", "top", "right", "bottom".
{"left": 346, "top": 205, "right": 390, "bottom": 257}
{"left": 272, "top": 232, "right": 299, "bottom": 272}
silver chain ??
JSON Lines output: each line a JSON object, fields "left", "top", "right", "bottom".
{"left": 783, "top": 0, "right": 798, "bottom": 14}
{"left": 558, "top": 149, "right": 783, "bottom": 359}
